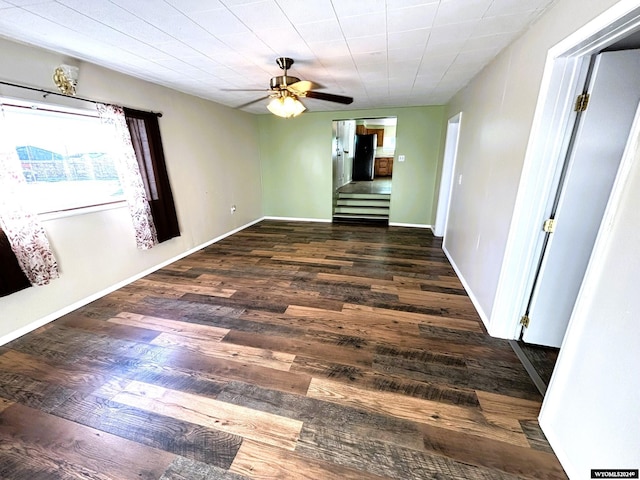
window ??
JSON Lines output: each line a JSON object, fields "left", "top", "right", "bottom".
{"left": 1, "top": 100, "right": 125, "bottom": 214}
{"left": 1, "top": 98, "right": 178, "bottom": 251}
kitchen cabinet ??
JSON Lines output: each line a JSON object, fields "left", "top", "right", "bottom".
{"left": 356, "top": 125, "right": 384, "bottom": 146}
{"left": 375, "top": 157, "right": 393, "bottom": 177}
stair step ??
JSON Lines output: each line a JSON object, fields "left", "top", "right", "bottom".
{"left": 336, "top": 198, "right": 390, "bottom": 207}
{"left": 333, "top": 214, "right": 389, "bottom": 223}
{"left": 338, "top": 193, "right": 390, "bottom": 200}
{"left": 334, "top": 206, "right": 390, "bottom": 215}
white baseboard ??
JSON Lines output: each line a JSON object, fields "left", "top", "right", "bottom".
{"left": 442, "top": 244, "right": 491, "bottom": 331}
{"left": 0, "top": 217, "right": 263, "bottom": 347}
{"left": 262, "top": 216, "right": 332, "bottom": 223}
{"left": 430, "top": 225, "right": 444, "bottom": 237}
{"left": 388, "top": 222, "right": 431, "bottom": 228}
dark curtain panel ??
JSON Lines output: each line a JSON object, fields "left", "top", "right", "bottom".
{"left": 0, "top": 226, "right": 31, "bottom": 297}
{"left": 124, "top": 108, "right": 180, "bottom": 243}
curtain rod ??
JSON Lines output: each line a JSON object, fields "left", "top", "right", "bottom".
{"left": 0, "top": 80, "right": 162, "bottom": 117}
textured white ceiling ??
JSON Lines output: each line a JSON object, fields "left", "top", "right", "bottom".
{"left": 0, "top": 0, "right": 556, "bottom": 114}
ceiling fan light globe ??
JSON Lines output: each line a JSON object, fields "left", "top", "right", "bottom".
{"left": 267, "top": 96, "right": 306, "bottom": 118}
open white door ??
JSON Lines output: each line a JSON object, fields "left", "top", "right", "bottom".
{"left": 331, "top": 120, "right": 355, "bottom": 193}
{"left": 434, "top": 113, "right": 461, "bottom": 237}
{"left": 539, "top": 100, "right": 640, "bottom": 480}
{"left": 523, "top": 49, "right": 640, "bottom": 347}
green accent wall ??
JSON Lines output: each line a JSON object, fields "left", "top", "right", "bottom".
{"left": 258, "top": 106, "right": 446, "bottom": 225}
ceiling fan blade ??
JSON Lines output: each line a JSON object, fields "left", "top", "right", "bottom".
{"left": 235, "top": 95, "right": 271, "bottom": 109}
{"left": 304, "top": 90, "right": 353, "bottom": 105}
{"left": 287, "top": 80, "right": 320, "bottom": 93}
{"left": 222, "top": 88, "right": 270, "bottom": 92}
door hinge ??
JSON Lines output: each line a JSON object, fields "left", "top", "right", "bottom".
{"left": 574, "top": 93, "right": 590, "bottom": 112}
{"left": 543, "top": 218, "right": 556, "bottom": 233}
{"left": 520, "top": 315, "right": 530, "bottom": 328}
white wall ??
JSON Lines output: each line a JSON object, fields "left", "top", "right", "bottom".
{"left": 378, "top": 124, "right": 397, "bottom": 157}
{"left": 0, "top": 37, "right": 263, "bottom": 340}
{"left": 441, "top": 0, "right": 640, "bottom": 477}
{"left": 540, "top": 106, "right": 640, "bottom": 479}
{"left": 444, "top": 0, "right": 621, "bottom": 327}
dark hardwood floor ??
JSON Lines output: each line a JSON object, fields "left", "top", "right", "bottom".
{"left": 0, "top": 220, "right": 567, "bottom": 479}
{"left": 518, "top": 342, "right": 560, "bottom": 388}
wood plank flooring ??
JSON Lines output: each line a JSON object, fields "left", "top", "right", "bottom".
{"left": 0, "top": 220, "right": 567, "bottom": 479}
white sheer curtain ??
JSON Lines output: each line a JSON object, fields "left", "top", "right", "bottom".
{"left": 0, "top": 107, "right": 59, "bottom": 286}
{"left": 97, "top": 104, "right": 158, "bottom": 250}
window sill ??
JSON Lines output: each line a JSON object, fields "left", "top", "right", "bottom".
{"left": 38, "top": 201, "right": 128, "bottom": 222}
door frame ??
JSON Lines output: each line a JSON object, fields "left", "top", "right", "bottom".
{"left": 523, "top": 50, "right": 640, "bottom": 347}
{"left": 433, "top": 112, "right": 462, "bottom": 237}
{"left": 489, "top": 1, "right": 640, "bottom": 340}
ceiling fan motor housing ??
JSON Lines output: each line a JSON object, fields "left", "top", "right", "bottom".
{"left": 270, "top": 75, "right": 301, "bottom": 90}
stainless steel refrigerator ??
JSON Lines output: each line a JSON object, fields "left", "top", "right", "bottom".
{"left": 352, "top": 134, "right": 376, "bottom": 181}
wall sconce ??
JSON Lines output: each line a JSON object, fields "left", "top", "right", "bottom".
{"left": 53, "top": 64, "right": 79, "bottom": 96}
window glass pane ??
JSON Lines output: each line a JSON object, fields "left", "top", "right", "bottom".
{"left": 3, "top": 105, "right": 125, "bottom": 214}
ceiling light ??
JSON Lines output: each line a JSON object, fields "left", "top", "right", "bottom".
{"left": 267, "top": 94, "right": 306, "bottom": 118}
{"left": 52, "top": 64, "right": 79, "bottom": 96}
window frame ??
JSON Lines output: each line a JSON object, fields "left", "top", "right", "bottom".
{"left": 1, "top": 97, "right": 128, "bottom": 217}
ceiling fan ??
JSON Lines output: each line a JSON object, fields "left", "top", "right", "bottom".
{"left": 229, "top": 57, "right": 353, "bottom": 118}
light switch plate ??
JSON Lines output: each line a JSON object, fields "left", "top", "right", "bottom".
{"left": 398, "top": 155, "right": 405, "bottom": 162}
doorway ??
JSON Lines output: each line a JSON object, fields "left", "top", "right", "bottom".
{"left": 434, "top": 112, "right": 462, "bottom": 237}
{"left": 522, "top": 48, "right": 640, "bottom": 347}
{"left": 493, "top": 7, "right": 640, "bottom": 394}
{"left": 516, "top": 48, "right": 640, "bottom": 394}
{"left": 332, "top": 117, "right": 397, "bottom": 223}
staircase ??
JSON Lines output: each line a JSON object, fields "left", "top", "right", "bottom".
{"left": 333, "top": 192, "right": 390, "bottom": 224}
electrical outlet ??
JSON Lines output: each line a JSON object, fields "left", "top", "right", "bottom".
{"left": 230, "top": 204, "right": 237, "bottom": 214}
{"left": 398, "top": 154, "right": 406, "bottom": 162}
